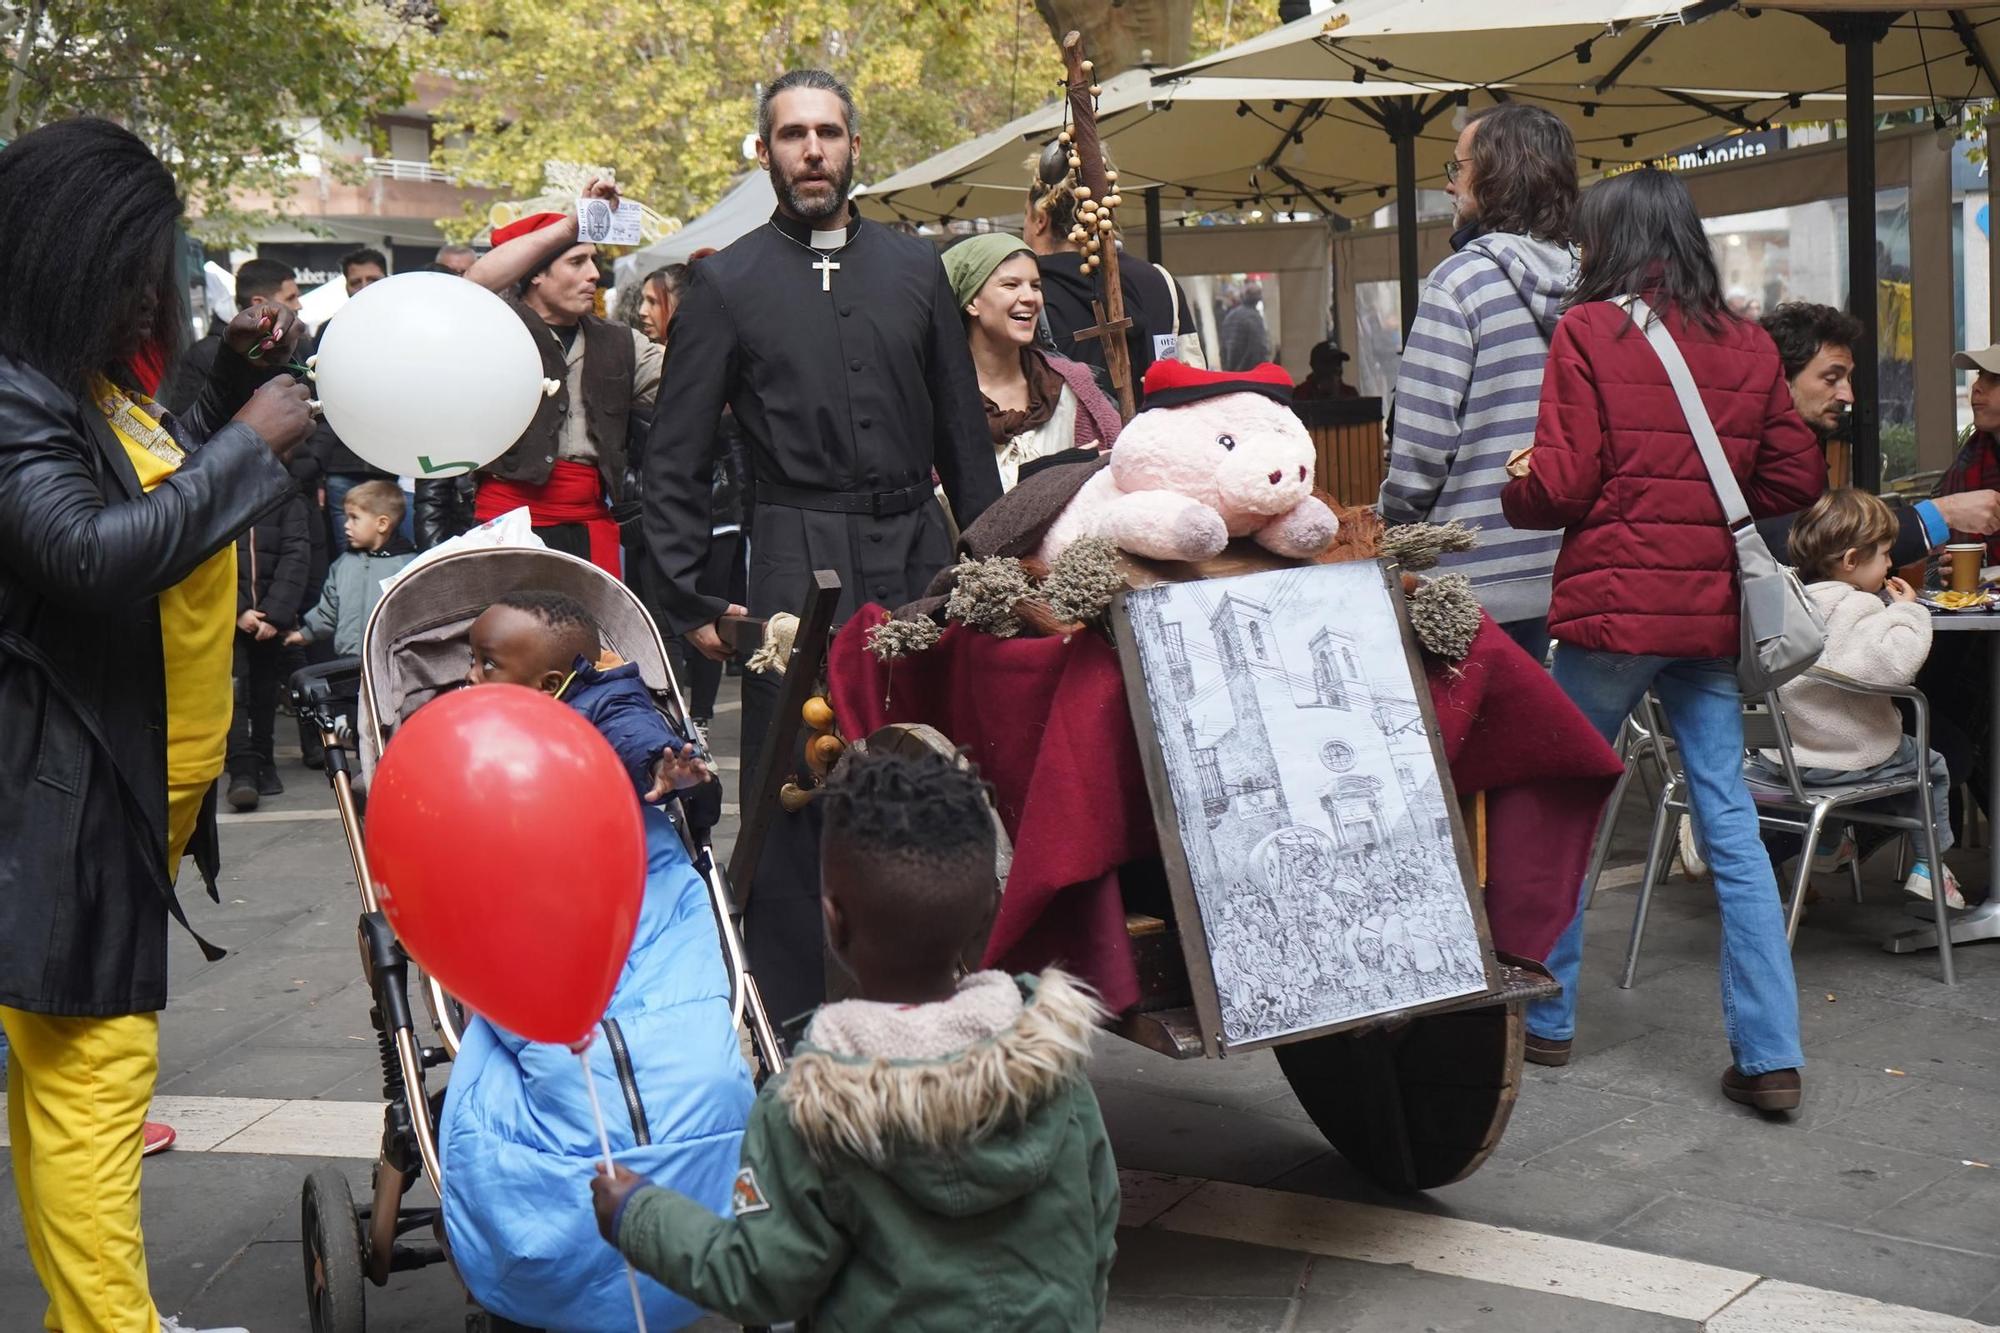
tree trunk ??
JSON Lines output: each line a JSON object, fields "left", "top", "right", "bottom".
{"left": 1033, "top": 0, "right": 1195, "bottom": 77}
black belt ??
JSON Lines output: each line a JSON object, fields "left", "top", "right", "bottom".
{"left": 757, "top": 480, "right": 932, "bottom": 517}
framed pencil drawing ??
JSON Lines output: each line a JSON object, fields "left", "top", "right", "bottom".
{"left": 1112, "top": 559, "right": 1497, "bottom": 1055}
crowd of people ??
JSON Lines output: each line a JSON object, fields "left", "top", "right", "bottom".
{"left": 2, "top": 49, "right": 1993, "bottom": 1333}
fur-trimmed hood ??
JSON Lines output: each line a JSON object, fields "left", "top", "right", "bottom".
{"left": 777, "top": 969, "right": 1104, "bottom": 1217}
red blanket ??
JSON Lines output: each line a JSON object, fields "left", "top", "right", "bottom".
{"left": 829, "top": 610, "right": 1622, "bottom": 1013}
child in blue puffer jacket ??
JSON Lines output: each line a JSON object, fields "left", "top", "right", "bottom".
{"left": 438, "top": 590, "right": 752, "bottom": 1332}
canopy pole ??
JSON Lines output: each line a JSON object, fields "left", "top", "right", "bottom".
{"left": 1145, "top": 187, "right": 1163, "bottom": 264}
{"left": 1823, "top": 12, "right": 1896, "bottom": 493}
{"left": 1388, "top": 97, "right": 1422, "bottom": 342}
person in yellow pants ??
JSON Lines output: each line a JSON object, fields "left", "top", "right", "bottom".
{"left": 0, "top": 121, "right": 313, "bottom": 1333}
{"left": 1, "top": 783, "right": 206, "bottom": 1333}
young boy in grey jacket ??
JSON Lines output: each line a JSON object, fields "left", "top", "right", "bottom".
{"left": 1759, "top": 489, "right": 1962, "bottom": 909}
{"left": 284, "top": 479, "right": 415, "bottom": 657}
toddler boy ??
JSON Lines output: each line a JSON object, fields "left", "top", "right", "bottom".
{"left": 284, "top": 479, "right": 414, "bottom": 657}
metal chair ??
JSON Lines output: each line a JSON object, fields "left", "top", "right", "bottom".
{"left": 1582, "top": 691, "right": 1678, "bottom": 911}
{"left": 1618, "top": 668, "right": 1957, "bottom": 988}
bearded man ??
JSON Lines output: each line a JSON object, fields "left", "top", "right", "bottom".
{"left": 643, "top": 68, "right": 1002, "bottom": 1027}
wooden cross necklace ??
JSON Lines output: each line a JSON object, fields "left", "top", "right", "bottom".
{"left": 768, "top": 221, "right": 853, "bottom": 292}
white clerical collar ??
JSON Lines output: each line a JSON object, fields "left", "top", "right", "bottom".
{"left": 810, "top": 229, "right": 847, "bottom": 250}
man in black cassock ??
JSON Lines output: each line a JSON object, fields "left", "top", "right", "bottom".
{"left": 644, "top": 68, "right": 1003, "bottom": 1029}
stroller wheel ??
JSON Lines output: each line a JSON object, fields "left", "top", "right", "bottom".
{"left": 301, "top": 1166, "right": 367, "bottom": 1333}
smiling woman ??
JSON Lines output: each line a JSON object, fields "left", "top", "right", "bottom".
{"left": 945, "top": 232, "right": 1123, "bottom": 491}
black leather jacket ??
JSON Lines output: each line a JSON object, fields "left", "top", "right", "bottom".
{"left": 0, "top": 344, "right": 295, "bottom": 1015}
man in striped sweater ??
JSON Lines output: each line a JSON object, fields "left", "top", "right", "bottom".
{"left": 1380, "top": 104, "right": 1580, "bottom": 663}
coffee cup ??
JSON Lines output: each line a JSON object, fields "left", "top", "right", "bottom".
{"left": 1945, "top": 543, "right": 1984, "bottom": 594}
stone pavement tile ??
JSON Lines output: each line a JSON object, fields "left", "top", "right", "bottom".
{"left": 1813, "top": 1006, "right": 2000, "bottom": 1095}
{"left": 1488, "top": 1081, "right": 1655, "bottom": 1163}
{"left": 1970, "top": 1281, "right": 2000, "bottom": 1326}
{"left": 1604, "top": 1195, "right": 2000, "bottom": 1321}
{"left": 1813, "top": 1074, "right": 2000, "bottom": 1163}
{"left": 1291, "top": 1253, "right": 1702, "bottom": 1332}
{"left": 1532, "top": 1101, "right": 1964, "bottom": 1227}
{"left": 1269, "top": 1152, "right": 1664, "bottom": 1244}
{"left": 1551, "top": 1026, "right": 1911, "bottom": 1133}
{"left": 1859, "top": 1164, "right": 2000, "bottom": 1257}
{"left": 1104, "top": 1295, "right": 1294, "bottom": 1331}
{"left": 1111, "top": 1225, "right": 1309, "bottom": 1297}
{"left": 1092, "top": 1077, "right": 1331, "bottom": 1187}
{"left": 215, "top": 1099, "right": 383, "bottom": 1159}
{"left": 156, "top": 1045, "right": 380, "bottom": 1101}
{"left": 136, "top": 1151, "right": 307, "bottom": 1321}
{"left": 1601, "top": 959, "right": 1912, "bottom": 1047}
{"left": 1708, "top": 1278, "right": 2000, "bottom": 1333}
{"left": 145, "top": 1095, "right": 286, "bottom": 1152}
{"left": 1119, "top": 1169, "right": 1206, "bottom": 1226}
{"left": 1090, "top": 1041, "right": 1296, "bottom": 1112}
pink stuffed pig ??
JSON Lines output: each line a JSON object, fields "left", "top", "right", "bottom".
{"left": 1039, "top": 361, "right": 1339, "bottom": 564}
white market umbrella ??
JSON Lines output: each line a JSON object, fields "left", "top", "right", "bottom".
{"left": 1167, "top": 1, "right": 2000, "bottom": 488}
{"left": 613, "top": 170, "right": 780, "bottom": 286}
{"left": 858, "top": 68, "right": 1874, "bottom": 225}
{"left": 297, "top": 275, "right": 348, "bottom": 335}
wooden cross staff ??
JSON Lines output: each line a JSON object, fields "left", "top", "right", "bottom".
{"left": 1060, "top": 30, "right": 1137, "bottom": 421}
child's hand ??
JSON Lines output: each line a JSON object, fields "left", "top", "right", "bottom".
{"left": 237, "top": 609, "right": 265, "bottom": 636}
{"left": 591, "top": 1162, "right": 652, "bottom": 1242}
{"left": 1885, "top": 576, "right": 1919, "bottom": 604}
{"left": 644, "top": 740, "right": 713, "bottom": 804}
{"left": 282, "top": 629, "right": 307, "bottom": 647}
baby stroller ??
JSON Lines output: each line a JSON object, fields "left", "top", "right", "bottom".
{"left": 287, "top": 546, "right": 785, "bottom": 1333}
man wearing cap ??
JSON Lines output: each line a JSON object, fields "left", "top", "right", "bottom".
{"left": 643, "top": 70, "right": 1000, "bottom": 1028}
{"left": 457, "top": 181, "right": 664, "bottom": 573}
{"left": 1756, "top": 304, "right": 2000, "bottom": 563}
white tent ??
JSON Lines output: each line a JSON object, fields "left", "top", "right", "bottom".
{"left": 613, "top": 171, "right": 779, "bottom": 286}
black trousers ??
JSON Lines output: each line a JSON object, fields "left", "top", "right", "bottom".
{"left": 228, "top": 634, "right": 298, "bottom": 776}
{"left": 738, "top": 663, "right": 827, "bottom": 1038}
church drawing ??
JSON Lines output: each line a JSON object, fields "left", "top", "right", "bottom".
{"left": 1125, "top": 563, "right": 1487, "bottom": 1045}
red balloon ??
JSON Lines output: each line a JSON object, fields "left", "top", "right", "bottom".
{"left": 364, "top": 684, "right": 645, "bottom": 1046}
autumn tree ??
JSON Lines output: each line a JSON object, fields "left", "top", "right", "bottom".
{"left": 431, "top": 0, "right": 1026, "bottom": 233}
{"left": 0, "top": 1, "right": 420, "bottom": 237}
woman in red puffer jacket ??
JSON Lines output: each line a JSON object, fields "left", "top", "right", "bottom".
{"left": 1502, "top": 167, "right": 1824, "bottom": 1114}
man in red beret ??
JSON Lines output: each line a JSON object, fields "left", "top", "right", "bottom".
{"left": 450, "top": 182, "right": 664, "bottom": 575}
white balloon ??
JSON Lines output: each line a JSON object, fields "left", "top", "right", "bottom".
{"left": 312, "top": 272, "right": 545, "bottom": 479}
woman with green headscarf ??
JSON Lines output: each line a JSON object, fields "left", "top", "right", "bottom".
{"left": 942, "top": 233, "right": 1122, "bottom": 491}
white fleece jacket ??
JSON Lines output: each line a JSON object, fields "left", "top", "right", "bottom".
{"left": 1770, "top": 580, "right": 1933, "bottom": 770}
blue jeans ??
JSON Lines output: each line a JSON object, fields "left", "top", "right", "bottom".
{"left": 1529, "top": 648, "right": 1805, "bottom": 1076}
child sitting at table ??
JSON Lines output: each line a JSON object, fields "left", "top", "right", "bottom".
{"left": 1761, "top": 489, "right": 1965, "bottom": 909}
{"left": 439, "top": 589, "right": 750, "bottom": 1332}
{"left": 591, "top": 749, "right": 1121, "bottom": 1332}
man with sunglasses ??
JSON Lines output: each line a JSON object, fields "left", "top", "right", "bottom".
{"left": 1380, "top": 103, "right": 1579, "bottom": 663}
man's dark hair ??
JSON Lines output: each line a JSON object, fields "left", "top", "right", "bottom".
{"left": 493, "top": 590, "right": 602, "bottom": 663}
{"left": 234, "top": 257, "right": 295, "bottom": 307}
{"left": 759, "top": 69, "right": 858, "bottom": 144}
{"left": 821, "top": 750, "right": 996, "bottom": 960}
{"left": 341, "top": 247, "right": 387, "bottom": 277}
{"left": 1464, "top": 104, "right": 1578, "bottom": 243}
{"left": 0, "top": 118, "right": 186, "bottom": 394}
{"left": 1569, "top": 167, "right": 1728, "bottom": 332}
{"left": 1761, "top": 302, "right": 1864, "bottom": 383}
{"left": 435, "top": 242, "right": 476, "bottom": 266}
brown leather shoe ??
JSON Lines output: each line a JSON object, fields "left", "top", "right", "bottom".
{"left": 1524, "top": 1034, "right": 1572, "bottom": 1067}
{"left": 1722, "top": 1065, "right": 1802, "bottom": 1112}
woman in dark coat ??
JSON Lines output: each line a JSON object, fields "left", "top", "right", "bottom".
{"left": 0, "top": 118, "right": 314, "bottom": 1333}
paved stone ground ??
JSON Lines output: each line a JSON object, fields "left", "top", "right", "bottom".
{"left": 4, "top": 682, "right": 1998, "bottom": 1331}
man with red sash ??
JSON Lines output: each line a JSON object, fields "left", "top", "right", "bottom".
{"left": 452, "top": 182, "right": 663, "bottom": 575}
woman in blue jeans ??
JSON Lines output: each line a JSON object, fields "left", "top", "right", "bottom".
{"left": 1500, "top": 168, "right": 1825, "bottom": 1111}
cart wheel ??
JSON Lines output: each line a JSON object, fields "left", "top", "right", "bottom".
{"left": 301, "top": 1166, "right": 367, "bottom": 1333}
{"left": 1274, "top": 1001, "right": 1523, "bottom": 1192}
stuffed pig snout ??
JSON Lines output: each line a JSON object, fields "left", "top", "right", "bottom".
{"left": 1215, "top": 437, "right": 1314, "bottom": 517}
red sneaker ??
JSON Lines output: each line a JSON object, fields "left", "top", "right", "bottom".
{"left": 142, "top": 1121, "right": 177, "bottom": 1156}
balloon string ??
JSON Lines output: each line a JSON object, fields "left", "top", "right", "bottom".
{"left": 579, "top": 1046, "right": 652, "bottom": 1333}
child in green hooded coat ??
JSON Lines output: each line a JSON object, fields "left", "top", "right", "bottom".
{"left": 592, "top": 748, "right": 1120, "bottom": 1331}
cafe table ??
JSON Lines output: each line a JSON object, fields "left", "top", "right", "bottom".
{"left": 1885, "top": 607, "right": 2000, "bottom": 958}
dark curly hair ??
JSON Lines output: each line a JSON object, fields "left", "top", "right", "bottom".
{"left": 1464, "top": 103, "right": 1577, "bottom": 244}
{"left": 0, "top": 118, "right": 186, "bottom": 395}
{"left": 821, "top": 749, "right": 998, "bottom": 962}
{"left": 1760, "top": 302, "right": 1864, "bottom": 383}
{"left": 492, "top": 590, "right": 601, "bottom": 665}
